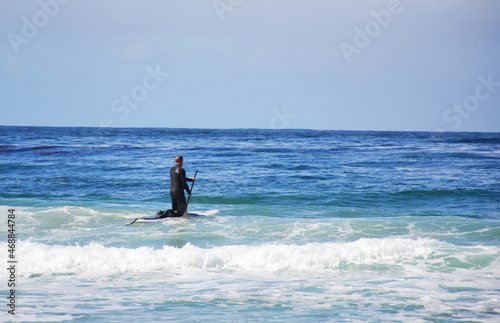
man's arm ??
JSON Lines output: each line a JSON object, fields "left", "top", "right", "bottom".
{"left": 181, "top": 168, "right": 192, "bottom": 194}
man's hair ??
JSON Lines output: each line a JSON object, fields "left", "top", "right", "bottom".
{"left": 175, "top": 155, "right": 183, "bottom": 163}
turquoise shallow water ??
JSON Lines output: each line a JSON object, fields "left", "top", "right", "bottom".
{"left": 1, "top": 126, "right": 499, "bottom": 322}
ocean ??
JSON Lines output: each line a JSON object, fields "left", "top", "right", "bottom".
{"left": 1, "top": 126, "right": 499, "bottom": 322}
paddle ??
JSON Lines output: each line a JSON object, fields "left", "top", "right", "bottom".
{"left": 183, "top": 170, "right": 198, "bottom": 218}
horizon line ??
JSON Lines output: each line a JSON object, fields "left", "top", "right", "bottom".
{"left": 1, "top": 124, "right": 499, "bottom": 134}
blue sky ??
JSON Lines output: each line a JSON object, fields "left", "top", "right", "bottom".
{"left": 1, "top": 0, "right": 499, "bottom": 131}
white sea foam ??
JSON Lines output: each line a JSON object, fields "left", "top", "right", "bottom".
{"left": 1, "top": 238, "right": 437, "bottom": 277}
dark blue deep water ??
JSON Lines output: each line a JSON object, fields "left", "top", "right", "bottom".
{"left": 1, "top": 126, "right": 499, "bottom": 322}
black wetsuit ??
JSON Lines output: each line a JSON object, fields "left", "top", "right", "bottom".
{"left": 170, "top": 165, "right": 193, "bottom": 216}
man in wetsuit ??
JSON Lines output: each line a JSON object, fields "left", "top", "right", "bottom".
{"left": 170, "top": 155, "right": 195, "bottom": 217}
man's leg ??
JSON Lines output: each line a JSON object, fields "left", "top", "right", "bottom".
{"left": 171, "top": 192, "right": 178, "bottom": 212}
{"left": 171, "top": 192, "right": 188, "bottom": 217}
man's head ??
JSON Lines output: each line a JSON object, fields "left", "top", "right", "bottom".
{"left": 175, "top": 155, "right": 183, "bottom": 166}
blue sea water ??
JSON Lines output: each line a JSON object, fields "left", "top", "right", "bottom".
{"left": 1, "top": 126, "right": 499, "bottom": 322}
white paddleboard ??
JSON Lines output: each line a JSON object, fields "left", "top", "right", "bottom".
{"left": 129, "top": 209, "right": 220, "bottom": 224}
